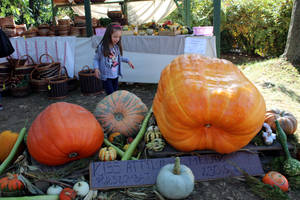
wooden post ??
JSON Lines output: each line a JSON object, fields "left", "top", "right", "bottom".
{"left": 184, "top": 0, "right": 191, "bottom": 27}
{"left": 84, "top": 0, "right": 93, "bottom": 37}
{"left": 213, "top": 0, "right": 221, "bottom": 58}
{"left": 51, "top": 0, "right": 56, "bottom": 25}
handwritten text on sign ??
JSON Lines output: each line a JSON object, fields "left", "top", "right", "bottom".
{"left": 90, "top": 152, "right": 263, "bottom": 190}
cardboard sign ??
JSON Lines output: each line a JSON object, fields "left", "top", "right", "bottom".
{"left": 89, "top": 151, "right": 263, "bottom": 190}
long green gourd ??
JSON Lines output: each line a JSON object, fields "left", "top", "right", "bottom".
{"left": 0, "top": 195, "right": 59, "bottom": 200}
{"left": 276, "top": 120, "right": 300, "bottom": 176}
{"left": 0, "top": 127, "right": 27, "bottom": 175}
{"left": 122, "top": 107, "right": 152, "bottom": 160}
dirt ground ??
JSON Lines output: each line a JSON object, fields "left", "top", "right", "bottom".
{"left": 0, "top": 54, "right": 299, "bottom": 200}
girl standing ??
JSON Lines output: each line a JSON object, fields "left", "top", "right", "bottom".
{"left": 93, "top": 23, "right": 134, "bottom": 95}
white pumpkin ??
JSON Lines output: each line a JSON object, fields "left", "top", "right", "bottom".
{"left": 73, "top": 181, "right": 89, "bottom": 197}
{"left": 46, "top": 185, "right": 63, "bottom": 195}
{"left": 156, "top": 157, "right": 194, "bottom": 199}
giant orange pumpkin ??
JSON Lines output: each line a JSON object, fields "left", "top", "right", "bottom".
{"left": 27, "top": 102, "right": 104, "bottom": 166}
{"left": 153, "top": 55, "right": 266, "bottom": 154}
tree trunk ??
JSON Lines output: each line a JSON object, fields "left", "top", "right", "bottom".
{"left": 283, "top": 0, "right": 300, "bottom": 64}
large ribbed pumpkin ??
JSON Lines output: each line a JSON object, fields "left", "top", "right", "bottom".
{"left": 94, "top": 90, "right": 148, "bottom": 137}
{"left": 153, "top": 55, "right": 266, "bottom": 154}
{"left": 27, "top": 102, "right": 104, "bottom": 166}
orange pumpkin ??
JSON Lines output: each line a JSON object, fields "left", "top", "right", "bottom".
{"left": 153, "top": 55, "right": 266, "bottom": 154}
{"left": 27, "top": 102, "right": 104, "bottom": 166}
{"left": 0, "top": 173, "right": 24, "bottom": 193}
{"left": 94, "top": 90, "right": 148, "bottom": 137}
{"left": 262, "top": 171, "right": 289, "bottom": 192}
{"left": 264, "top": 109, "right": 297, "bottom": 135}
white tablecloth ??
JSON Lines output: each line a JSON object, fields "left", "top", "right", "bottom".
{"left": 1, "top": 35, "right": 216, "bottom": 83}
{"left": 0, "top": 36, "right": 77, "bottom": 77}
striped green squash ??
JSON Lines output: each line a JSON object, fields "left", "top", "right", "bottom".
{"left": 94, "top": 90, "right": 148, "bottom": 137}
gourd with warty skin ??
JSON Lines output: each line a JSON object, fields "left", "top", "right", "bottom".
{"left": 156, "top": 157, "right": 194, "bottom": 199}
{"left": 276, "top": 120, "right": 300, "bottom": 176}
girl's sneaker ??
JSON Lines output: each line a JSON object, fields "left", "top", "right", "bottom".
{"left": 0, "top": 105, "right": 3, "bottom": 111}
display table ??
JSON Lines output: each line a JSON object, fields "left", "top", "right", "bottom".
{"left": 1, "top": 35, "right": 216, "bottom": 83}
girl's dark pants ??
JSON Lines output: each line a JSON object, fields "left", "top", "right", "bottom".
{"left": 102, "top": 78, "right": 118, "bottom": 95}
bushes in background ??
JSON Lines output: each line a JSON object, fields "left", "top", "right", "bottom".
{"left": 165, "top": 0, "right": 293, "bottom": 57}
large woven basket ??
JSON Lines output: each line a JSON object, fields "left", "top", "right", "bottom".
{"left": 48, "top": 67, "right": 69, "bottom": 99}
{"left": 78, "top": 65, "right": 102, "bottom": 95}
{"left": 36, "top": 54, "right": 61, "bottom": 80}
{"left": 14, "top": 55, "right": 36, "bottom": 76}
{"left": 30, "top": 68, "right": 48, "bottom": 92}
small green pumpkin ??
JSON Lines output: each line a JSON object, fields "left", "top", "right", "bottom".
{"left": 156, "top": 157, "right": 194, "bottom": 199}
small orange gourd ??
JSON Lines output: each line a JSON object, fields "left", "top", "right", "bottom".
{"left": 153, "top": 55, "right": 266, "bottom": 154}
{"left": 262, "top": 171, "right": 289, "bottom": 192}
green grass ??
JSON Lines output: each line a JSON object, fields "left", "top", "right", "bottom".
{"left": 239, "top": 58, "right": 300, "bottom": 138}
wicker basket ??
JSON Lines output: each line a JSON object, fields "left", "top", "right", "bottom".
{"left": 7, "top": 56, "right": 27, "bottom": 68}
{"left": 10, "top": 85, "right": 31, "bottom": 97}
{"left": 107, "top": 11, "right": 123, "bottom": 19}
{"left": 36, "top": 54, "right": 61, "bottom": 79}
{"left": 14, "top": 55, "right": 36, "bottom": 76}
{"left": 0, "top": 76, "right": 11, "bottom": 92}
{"left": 78, "top": 65, "right": 102, "bottom": 95}
{"left": 48, "top": 67, "right": 69, "bottom": 99}
{"left": 0, "top": 16, "right": 15, "bottom": 28}
{"left": 30, "top": 68, "right": 48, "bottom": 92}
{"left": 0, "top": 62, "right": 11, "bottom": 76}
{"left": 48, "top": 77, "right": 68, "bottom": 99}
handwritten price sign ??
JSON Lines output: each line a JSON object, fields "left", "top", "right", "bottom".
{"left": 89, "top": 151, "right": 263, "bottom": 190}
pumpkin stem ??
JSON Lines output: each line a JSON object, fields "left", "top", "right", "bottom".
{"left": 205, "top": 124, "right": 211, "bottom": 128}
{"left": 7, "top": 172, "right": 14, "bottom": 180}
{"left": 68, "top": 152, "right": 78, "bottom": 158}
{"left": 173, "top": 157, "right": 181, "bottom": 175}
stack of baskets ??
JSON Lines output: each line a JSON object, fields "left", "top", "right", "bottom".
{"left": 0, "top": 62, "right": 11, "bottom": 95}
{"left": 30, "top": 54, "right": 61, "bottom": 93}
{"left": 78, "top": 65, "right": 102, "bottom": 95}
{"left": 9, "top": 55, "right": 37, "bottom": 97}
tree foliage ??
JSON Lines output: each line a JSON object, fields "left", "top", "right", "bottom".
{"left": 0, "top": 0, "right": 73, "bottom": 27}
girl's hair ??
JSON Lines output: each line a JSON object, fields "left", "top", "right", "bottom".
{"left": 99, "top": 23, "right": 123, "bottom": 57}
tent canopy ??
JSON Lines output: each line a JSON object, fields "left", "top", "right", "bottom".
{"left": 72, "top": 0, "right": 176, "bottom": 24}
